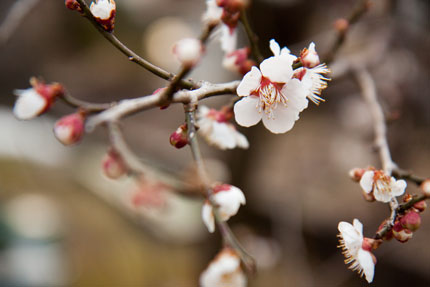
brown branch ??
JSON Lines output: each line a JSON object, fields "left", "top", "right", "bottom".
{"left": 60, "top": 91, "right": 114, "bottom": 112}
{"left": 392, "top": 168, "right": 426, "bottom": 186}
{"left": 74, "top": 0, "right": 197, "bottom": 89}
{"left": 324, "top": 0, "right": 371, "bottom": 64}
{"left": 239, "top": 11, "right": 264, "bottom": 64}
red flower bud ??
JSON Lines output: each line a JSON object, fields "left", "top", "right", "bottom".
{"left": 400, "top": 211, "right": 421, "bottom": 231}
{"left": 413, "top": 200, "right": 427, "bottom": 212}
{"left": 169, "top": 124, "right": 188, "bottom": 149}
{"left": 54, "top": 112, "right": 86, "bottom": 145}
{"left": 392, "top": 221, "right": 413, "bottom": 243}
{"left": 349, "top": 167, "right": 366, "bottom": 182}
{"left": 65, "top": 0, "right": 82, "bottom": 12}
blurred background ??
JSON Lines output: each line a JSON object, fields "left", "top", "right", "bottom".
{"left": 0, "top": 0, "right": 429, "bottom": 286}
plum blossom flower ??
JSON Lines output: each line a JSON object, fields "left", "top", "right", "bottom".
{"left": 359, "top": 169, "right": 407, "bottom": 203}
{"left": 234, "top": 39, "right": 309, "bottom": 134}
{"left": 197, "top": 105, "right": 249, "bottom": 150}
{"left": 54, "top": 112, "right": 86, "bottom": 145}
{"left": 338, "top": 219, "right": 376, "bottom": 283}
{"left": 200, "top": 248, "right": 246, "bottom": 287}
{"left": 90, "top": 0, "right": 116, "bottom": 32}
{"left": 13, "top": 78, "right": 64, "bottom": 120}
{"left": 202, "top": 184, "right": 246, "bottom": 233}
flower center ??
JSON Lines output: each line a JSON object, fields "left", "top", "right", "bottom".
{"left": 252, "top": 77, "right": 286, "bottom": 118}
{"left": 373, "top": 171, "right": 391, "bottom": 194}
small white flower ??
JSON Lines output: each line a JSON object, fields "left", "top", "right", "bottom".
{"left": 13, "top": 88, "right": 48, "bottom": 120}
{"left": 300, "top": 42, "right": 320, "bottom": 68}
{"left": 359, "top": 170, "right": 407, "bottom": 203}
{"left": 202, "top": 184, "right": 246, "bottom": 233}
{"left": 338, "top": 219, "right": 375, "bottom": 283}
{"left": 173, "top": 38, "right": 203, "bottom": 67}
{"left": 90, "top": 0, "right": 115, "bottom": 20}
{"left": 202, "top": 0, "right": 223, "bottom": 26}
{"left": 197, "top": 105, "right": 249, "bottom": 150}
{"left": 200, "top": 248, "right": 247, "bottom": 287}
{"left": 234, "top": 39, "right": 309, "bottom": 134}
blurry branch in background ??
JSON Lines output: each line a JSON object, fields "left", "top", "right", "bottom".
{"left": 0, "top": 0, "right": 40, "bottom": 46}
{"left": 61, "top": 90, "right": 114, "bottom": 113}
{"left": 74, "top": 0, "right": 197, "bottom": 89}
{"left": 185, "top": 105, "right": 256, "bottom": 274}
{"left": 354, "top": 67, "right": 429, "bottom": 240}
{"left": 324, "top": 0, "right": 372, "bottom": 64}
{"left": 240, "top": 11, "right": 263, "bottom": 64}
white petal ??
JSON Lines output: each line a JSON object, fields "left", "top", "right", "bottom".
{"left": 360, "top": 171, "right": 374, "bottom": 194}
{"left": 213, "top": 187, "right": 246, "bottom": 221}
{"left": 352, "top": 218, "right": 363, "bottom": 236}
{"left": 90, "top": 0, "right": 115, "bottom": 20}
{"left": 260, "top": 57, "right": 293, "bottom": 83}
{"left": 13, "top": 89, "right": 47, "bottom": 120}
{"left": 233, "top": 129, "right": 249, "bottom": 149}
{"left": 208, "top": 122, "right": 237, "bottom": 150}
{"left": 391, "top": 178, "right": 407, "bottom": 197}
{"left": 261, "top": 105, "right": 300, "bottom": 134}
{"left": 338, "top": 221, "right": 362, "bottom": 247}
{"left": 234, "top": 96, "right": 262, "bottom": 127}
{"left": 237, "top": 67, "right": 261, "bottom": 97}
{"left": 202, "top": 202, "right": 215, "bottom": 233}
{"left": 220, "top": 25, "right": 237, "bottom": 53}
{"left": 281, "top": 78, "right": 309, "bottom": 112}
{"left": 269, "top": 39, "right": 280, "bottom": 56}
{"left": 357, "top": 249, "right": 375, "bottom": 283}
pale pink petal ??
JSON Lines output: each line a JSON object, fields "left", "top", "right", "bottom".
{"left": 234, "top": 96, "right": 262, "bottom": 127}
{"left": 260, "top": 57, "right": 293, "bottom": 83}
{"left": 391, "top": 178, "right": 407, "bottom": 197}
{"left": 209, "top": 122, "right": 237, "bottom": 149}
{"left": 360, "top": 171, "right": 374, "bottom": 194}
{"left": 237, "top": 67, "right": 261, "bottom": 97}
{"left": 357, "top": 249, "right": 375, "bottom": 283}
{"left": 261, "top": 105, "right": 300, "bottom": 134}
{"left": 281, "top": 78, "right": 309, "bottom": 112}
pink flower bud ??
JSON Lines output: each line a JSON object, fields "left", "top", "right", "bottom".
{"left": 90, "top": 0, "right": 116, "bottom": 32}
{"left": 169, "top": 124, "right": 188, "bottom": 149}
{"left": 300, "top": 42, "right": 320, "bottom": 68}
{"left": 173, "top": 38, "right": 203, "bottom": 67}
{"left": 400, "top": 211, "right": 421, "bottom": 231}
{"left": 421, "top": 179, "right": 430, "bottom": 197}
{"left": 102, "top": 148, "right": 127, "bottom": 179}
{"left": 13, "top": 78, "right": 64, "bottom": 120}
{"left": 413, "top": 200, "right": 427, "bottom": 212}
{"left": 349, "top": 167, "right": 366, "bottom": 182}
{"left": 217, "top": 0, "right": 249, "bottom": 13}
{"left": 222, "top": 47, "right": 256, "bottom": 75}
{"left": 392, "top": 221, "right": 413, "bottom": 243}
{"left": 65, "top": 0, "right": 82, "bottom": 12}
{"left": 54, "top": 112, "right": 85, "bottom": 145}
{"left": 334, "top": 18, "right": 349, "bottom": 33}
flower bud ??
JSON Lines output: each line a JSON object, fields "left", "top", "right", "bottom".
{"left": 400, "top": 211, "right": 421, "bottom": 231}
{"left": 222, "top": 47, "right": 256, "bottom": 75}
{"left": 300, "top": 42, "right": 320, "bottom": 68}
{"left": 90, "top": 0, "right": 116, "bottom": 32}
{"left": 65, "top": 0, "right": 82, "bottom": 12}
{"left": 349, "top": 167, "right": 366, "bottom": 182}
{"left": 173, "top": 38, "right": 203, "bottom": 67}
{"left": 413, "top": 200, "right": 427, "bottom": 212}
{"left": 334, "top": 18, "right": 349, "bottom": 33}
{"left": 392, "top": 221, "right": 413, "bottom": 243}
{"left": 421, "top": 179, "right": 430, "bottom": 197}
{"left": 217, "top": 0, "right": 249, "bottom": 13}
{"left": 102, "top": 148, "right": 127, "bottom": 179}
{"left": 13, "top": 78, "right": 64, "bottom": 120}
{"left": 169, "top": 124, "right": 188, "bottom": 149}
{"left": 53, "top": 112, "right": 85, "bottom": 145}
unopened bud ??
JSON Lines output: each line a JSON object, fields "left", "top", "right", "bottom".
{"left": 400, "top": 211, "right": 421, "bottom": 231}
{"left": 413, "top": 200, "right": 427, "bottom": 212}
{"left": 54, "top": 112, "right": 85, "bottom": 145}
{"left": 300, "top": 42, "right": 320, "bottom": 68}
{"left": 65, "top": 0, "right": 82, "bottom": 12}
{"left": 90, "top": 0, "right": 116, "bottom": 32}
{"left": 334, "top": 18, "right": 349, "bottom": 33}
{"left": 102, "top": 148, "right": 127, "bottom": 179}
{"left": 349, "top": 167, "right": 366, "bottom": 182}
{"left": 173, "top": 38, "right": 203, "bottom": 68}
{"left": 222, "top": 47, "right": 256, "bottom": 75}
{"left": 217, "top": 0, "right": 249, "bottom": 13}
{"left": 169, "top": 124, "right": 188, "bottom": 149}
{"left": 392, "top": 221, "right": 413, "bottom": 243}
{"left": 421, "top": 179, "right": 430, "bottom": 197}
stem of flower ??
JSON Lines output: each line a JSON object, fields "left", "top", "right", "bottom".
{"left": 240, "top": 11, "right": 264, "bottom": 65}
{"left": 60, "top": 91, "right": 114, "bottom": 112}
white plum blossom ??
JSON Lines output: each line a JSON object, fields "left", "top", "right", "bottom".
{"left": 295, "top": 64, "right": 330, "bottom": 105}
{"left": 202, "top": 184, "right": 246, "bottom": 233}
{"left": 200, "top": 248, "right": 246, "bottom": 287}
{"left": 338, "top": 219, "right": 375, "bottom": 283}
{"left": 173, "top": 38, "right": 203, "bottom": 67}
{"left": 90, "top": 0, "right": 115, "bottom": 20}
{"left": 13, "top": 89, "right": 48, "bottom": 120}
{"left": 359, "top": 169, "right": 407, "bottom": 203}
{"left": 234, "top": 39, "right": 310, "bottom": 134}
{"left": 197, "top": 105, "right": 249, "bottom": 150}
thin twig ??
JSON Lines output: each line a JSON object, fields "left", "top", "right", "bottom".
{"left": 74, "top": 0, "right": 197, "bottom": 89}
{"left": 60, "top": 91, "right": 114, "bottom": 112}
{"left": 0, "top": 0, "right": 40, "bottom": 46}
{"left": 392, "top": 168, "right": 426, "bottom": 186}
{"left": 324, "top": 0, "right": 371, "bottom": 64}
{"left": 240, "top": 11, "right": 264, "bottom": 64}
{"left": 86, "top": 81, "right": 239, "bottom": 131}
{"left": 184, "top": 105, "right": 256, "bottom": 274}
